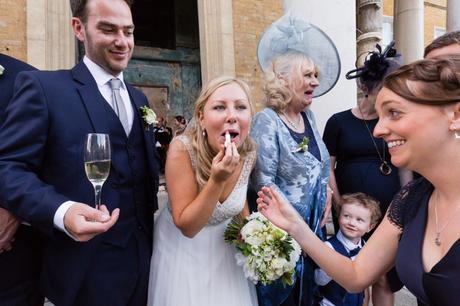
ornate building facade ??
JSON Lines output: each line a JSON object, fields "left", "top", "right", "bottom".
{"left": 0, "top": 0, "right": 455, "bottom": 129}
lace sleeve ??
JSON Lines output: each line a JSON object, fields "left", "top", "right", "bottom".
{"left": 387, "top": 177, "right": 433, "bottom": 230}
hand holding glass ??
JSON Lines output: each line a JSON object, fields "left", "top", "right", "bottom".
{"left": 84, "top": 133, "right": 111, "bottom": 209}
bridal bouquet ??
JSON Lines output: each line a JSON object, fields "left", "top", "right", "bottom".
{"left": 224, "top": 212, "right": 301, "bottom": 286}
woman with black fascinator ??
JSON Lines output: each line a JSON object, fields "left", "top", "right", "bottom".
{"left": 322, "top": 42, "right": 412, "bottom": 306}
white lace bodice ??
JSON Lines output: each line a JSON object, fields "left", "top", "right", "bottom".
{"left": 175, "top": 135, "right": 255, "bottom": 225}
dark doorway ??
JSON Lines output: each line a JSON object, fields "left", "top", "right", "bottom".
{"left": 127, "top": 0, "right": 201, "bottom": 126}
{"left": 131, "top": 0, "right": 200, "bottom": 50}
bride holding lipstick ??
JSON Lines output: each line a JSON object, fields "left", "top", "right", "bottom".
{"left": 148, "top": 76, "right": 258, "bottom": 306}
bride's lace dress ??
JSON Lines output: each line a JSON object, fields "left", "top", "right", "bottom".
{"left": 148, "top": 135, "right": 258, "bottom": 306}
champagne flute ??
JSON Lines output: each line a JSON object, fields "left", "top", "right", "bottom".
{"left": 84, "top": 133, "right": 111, "bottom": 209}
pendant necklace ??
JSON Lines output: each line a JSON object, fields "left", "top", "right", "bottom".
{"left": 433, "top": 192, "right": 460, "bottom": 246}
{"left": 357, "top": 105, "right": 392, "bottom": 176}
{"left": 282, "top": 112, "right": 302, "bottom": 130}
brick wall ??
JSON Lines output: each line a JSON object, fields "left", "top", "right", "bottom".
{"left": 424, "top": 1, "right": 446, "bottom": 46}
{"left": 232, "top": 0, "right": 283, "bottom": 110}
{"left": 0, "top": 0, "right": 27, "bottom": 60}
{"left": 383, "top": 0, "right": 394, "bottom": 16}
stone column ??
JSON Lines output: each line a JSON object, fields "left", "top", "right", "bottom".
{"left": 197, "top": 0, "right": 235, "bottom": 84}
{"left": 447, "top": 0, "right": 460, "bottom": 32}
{"left": 393, "top": 0, "right": 424, "bottom": 63}
{"left": 27, "top": 0, "right": 75, "bottom": 70}
{"left": 356, "top": 0, "right": 383, "bottom": 67}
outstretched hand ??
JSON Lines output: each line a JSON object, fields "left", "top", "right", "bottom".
{"left": 64, "top": 203, "right": 119, "bottom": 242}
{"left": 256, "top": 186, "right": 304, "bottom": 234}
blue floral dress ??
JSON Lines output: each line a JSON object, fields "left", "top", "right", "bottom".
{"left": 250, "top": 107, "right": 330, "bottom": 306}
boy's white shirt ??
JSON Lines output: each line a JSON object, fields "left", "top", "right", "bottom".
{"left": 314, "top": 230, "right": 364, "bottom": 306}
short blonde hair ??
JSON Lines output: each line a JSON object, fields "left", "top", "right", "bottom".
{"left": 339, "top": 193, "right": 382, "bottom": 226}
{"left": 186, "top": 76, "right": 256, "bottom": 188}
{"left": 263, "top": 51, "right": 317, "bottom": 113}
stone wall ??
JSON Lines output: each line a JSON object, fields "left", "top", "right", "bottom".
{"left": 0, "top": 0, "right": 27, "bottom": 60}
{"left": 232, "top": 0, "right": 283, "bottom": 110}
{"left": 424, "top": 0, "right": 446, "bottom": 45}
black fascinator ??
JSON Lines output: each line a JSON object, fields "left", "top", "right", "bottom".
{"left": 346, "top": 41, "right": 400, "bottom": 92}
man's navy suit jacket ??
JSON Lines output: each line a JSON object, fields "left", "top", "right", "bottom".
{"left": 0, "top": 61, "right": 159, "bottom": 305}
{"left": 0, "top": 53, "right": 43, "bottom": 296}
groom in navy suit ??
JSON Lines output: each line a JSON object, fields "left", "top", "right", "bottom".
{"left": 0, "top": 0, "right": 159, "bottom": 305}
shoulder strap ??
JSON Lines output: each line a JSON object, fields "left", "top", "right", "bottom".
{"left": 175, "top": 135, "right": 196, "bottom": 170}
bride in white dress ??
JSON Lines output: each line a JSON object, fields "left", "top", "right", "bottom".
{"left": 148, "top": 76, "right": 258, "bottom": 306}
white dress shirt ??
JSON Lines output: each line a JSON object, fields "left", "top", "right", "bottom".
{"left": 314, "top": 230, "right": 364, "bottom": 306}
{"left": 53, "top": 56, "right": 135, "bottom": 238}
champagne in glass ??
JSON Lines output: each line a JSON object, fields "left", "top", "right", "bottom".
{"left": 84, "top": 133, "right": 111, "bottom": 209}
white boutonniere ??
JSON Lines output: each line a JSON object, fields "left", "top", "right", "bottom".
{"left": 0, "top": 64, "right": 5, "bottom": 77}
{"left": 140, "top": 106, "right": 157, "bottom": 130}
{"left": 292, "top": 136, "right": 309, "bottom": 153}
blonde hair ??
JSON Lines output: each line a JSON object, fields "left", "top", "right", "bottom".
{"left": 185, "top": 76, "right": 256, "bottom": 188}
{"left": 340, "top": 193, "right": 382, "bottom": 226}
{"left": 263, "top": 51, "right": 318, "bottom": 113}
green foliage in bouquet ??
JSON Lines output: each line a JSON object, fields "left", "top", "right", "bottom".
{"left": 224, "top": 212, "right": 301, "bottom": 286}
{"left": 224, "top": 216, "right": 252, "bottom": 256}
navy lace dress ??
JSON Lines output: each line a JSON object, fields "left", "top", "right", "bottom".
{"left": 323, "top": 110, "right": 401, "bottom": 215}
{"left": 389, "top": 178, "right": 460, "bottom": 306}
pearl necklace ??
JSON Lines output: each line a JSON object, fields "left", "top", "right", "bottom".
{"left": 282, "top": 112, "right": 302, "bottom": 130}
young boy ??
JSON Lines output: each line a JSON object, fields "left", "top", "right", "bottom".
{"left": 315, "top": 193, "right": 381, "bottom": 306}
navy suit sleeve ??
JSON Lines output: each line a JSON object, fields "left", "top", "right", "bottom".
{"left": 0, "top": 71, "right": 68, "bottom": 235}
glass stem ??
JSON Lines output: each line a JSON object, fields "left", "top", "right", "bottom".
{"left": 94, "top": 184, "right": 103, "bottom": 210}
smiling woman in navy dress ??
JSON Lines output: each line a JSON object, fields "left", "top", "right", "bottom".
{"left": 257, "top": 54, "right": 460, "bottom": 306}
{"left": 323, "top": 43, "right": 412, "bottom": 306}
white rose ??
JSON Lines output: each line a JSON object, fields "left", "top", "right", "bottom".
{"left": 241, "top": 219, "right": 266, "bottom": 246}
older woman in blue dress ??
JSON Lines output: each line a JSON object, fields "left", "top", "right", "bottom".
{"left": 251, "top": 15, "right": 341, "bottom": 304}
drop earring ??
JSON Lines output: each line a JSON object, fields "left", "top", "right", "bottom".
{"left": 453, "top": 126, "right": 460, "bottom": 139}
{"left": 202, "top": 128, "right": 206, "bottom": 137}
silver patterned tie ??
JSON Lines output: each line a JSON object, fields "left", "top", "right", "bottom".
{"left": 108, "top": 78, "right": 130, "bottom": 135}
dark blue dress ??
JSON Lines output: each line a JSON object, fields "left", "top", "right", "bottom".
{"left": 391, "top": 178, "right": 460, "bottom": 306}
{"left": 323, "top": 109, "right": 400, "bottom": 216}
{"left": 323, "top": 110, "right": 404, "bottom": 292}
